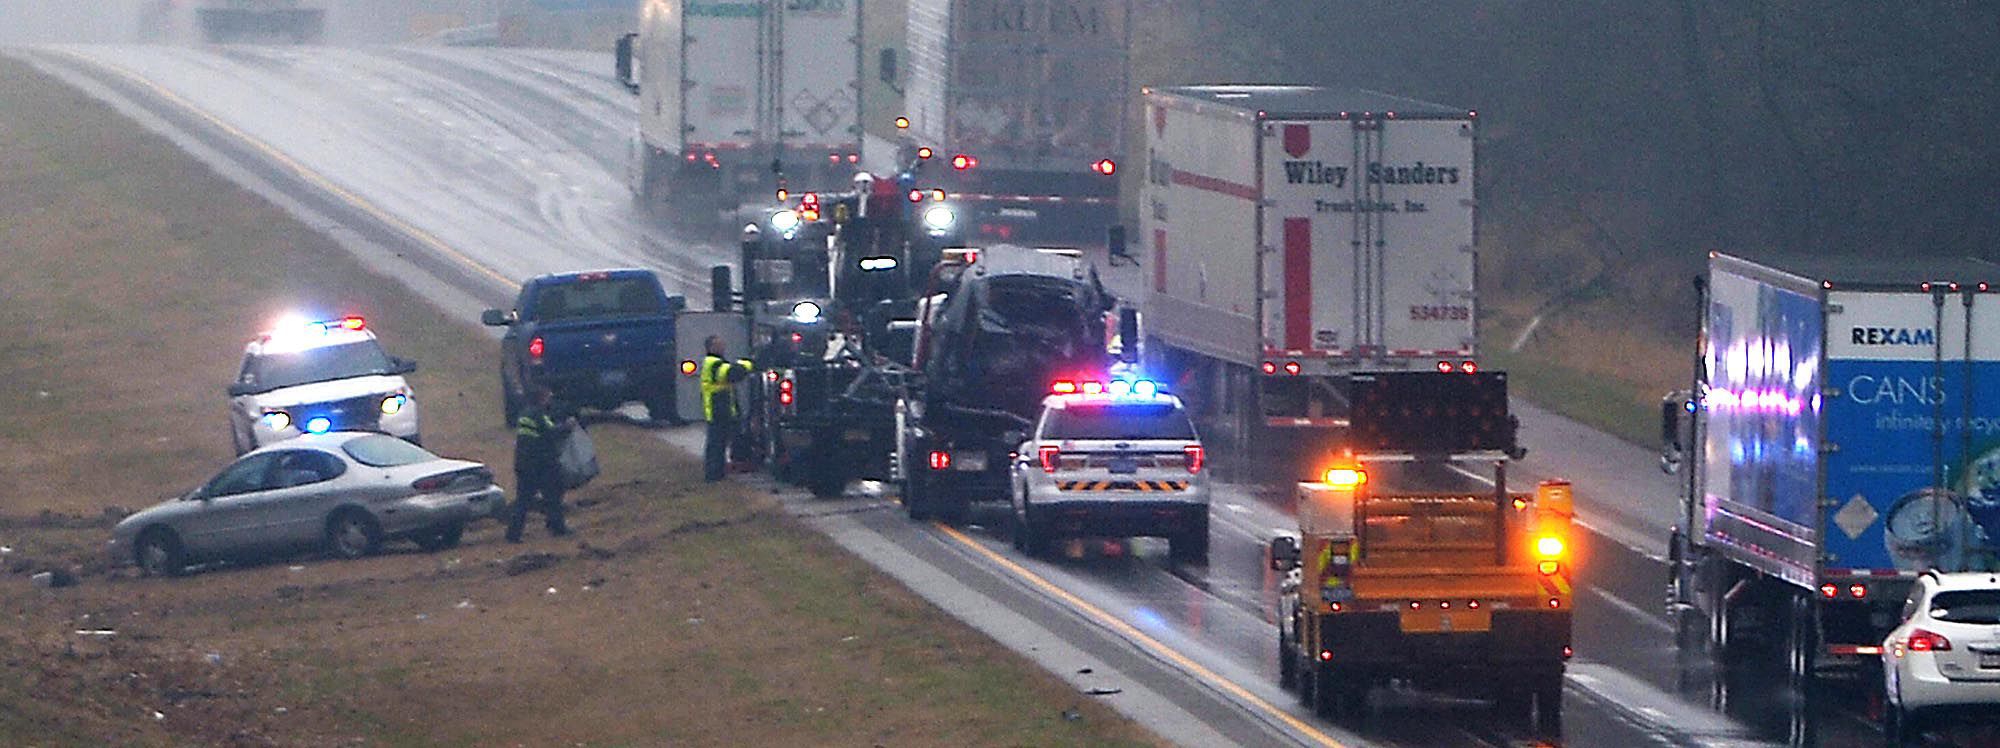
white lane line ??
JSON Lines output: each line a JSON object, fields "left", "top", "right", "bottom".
{"left": 1585, "top": 585, "right": 1674, "bottom": 635}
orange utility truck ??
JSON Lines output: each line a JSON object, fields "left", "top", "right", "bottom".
{"left": 1269, "top": 370, "right": 1571, "bottom": 733}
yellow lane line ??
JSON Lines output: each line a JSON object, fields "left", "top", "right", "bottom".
{"left": 932, "top": 523, "right": 1348, "bottom": 748}
{"left": 58, "top": 50, "right": 516, "bottom": 289}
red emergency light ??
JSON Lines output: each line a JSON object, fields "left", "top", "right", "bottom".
{"left": 1093, "top": 159, "right": 1117, "bottom": 176}
{"left": 951, "top": 154, "right": 973, "bottom": 170}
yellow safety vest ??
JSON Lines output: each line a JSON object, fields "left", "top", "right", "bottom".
{"left": 700, "top": 355, "right": 754, "bottom": 421}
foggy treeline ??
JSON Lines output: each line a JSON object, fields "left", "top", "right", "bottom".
{"left": 1139, "top": 1, "right": 2000, "bottom": 330}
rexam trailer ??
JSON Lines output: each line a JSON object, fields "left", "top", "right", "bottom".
{"left": 1665, "top": 252, "right": 2000, "bottom": 684}
{"left": 1137, "top": 85, "right": 1478, "bottom": 475}
{"left": 618, "top": 0, "right": 864, "bottom": 213}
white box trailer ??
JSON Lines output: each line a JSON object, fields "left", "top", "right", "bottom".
{"left": 1667, "top": 252, "right": 2000, "bottom": 680}
{"left": 622, "top": 0, "right": 864, "bottom": 211}
{"left": 1138, "top": 85, "right": 1477, "bottom": 464}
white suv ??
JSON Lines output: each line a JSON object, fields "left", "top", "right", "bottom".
{"left": 1882, "top": 570, "right": 2000, "bottom": 743}
{"left": 1010, "top": 378, "right": 1210, "bottom": 564}
{"left": 227, "top": 316, "right": 420, "bottom": 454}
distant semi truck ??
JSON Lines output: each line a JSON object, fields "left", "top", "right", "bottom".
{"left": 617, "top": 0, "right": 865, "bottom": 214}
{"left": 195, "top": 0, "right": 326, "bottom": 44}
{"left": 897, "top": 0, "right": 1132, "bottom": 246}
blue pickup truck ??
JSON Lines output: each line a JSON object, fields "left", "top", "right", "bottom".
{"left": 482, "top": 269, "right": 686, "bottom": 425}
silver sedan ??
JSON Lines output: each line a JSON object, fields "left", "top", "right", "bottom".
{"left": 109, "top": 432, "right": 505, "bottom": 576}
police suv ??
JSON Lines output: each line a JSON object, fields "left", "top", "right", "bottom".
{"left": 227, "top": 316, "right": 420, "bottom": 454}
{"left": 1009, "top": 376, "right": 1211, "bottom": 564}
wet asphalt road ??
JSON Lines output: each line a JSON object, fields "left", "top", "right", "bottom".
{"left": 14, "top": 42, "right": 1968, "bottom": 747}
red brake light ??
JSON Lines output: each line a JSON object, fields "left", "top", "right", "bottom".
{"left": 1437, "top": 360, "right": 1453, "bottom": 373}
{"left": 1261, "top": 361, "right": 1277, "bottom": 375}
{"left": 928, "top": 450, "right": 951, "bottom": 471}
{"left": 1820, "top": 583, "right": 1838, "bottom": 599}
{"left": 1283, "top": 361, "right": 1301, "bottom": 376}
{"left": 528, "top": 336, "right": 545, "bottom": 360}
{"left": 1184, "top": 445, "right": 1204, "bottom": 474}
{"left": 908, "top": 189, "right": 925, "bottom": 203}
{"left": 1849, "top": 584, "right": 1867, "bottom": 599}
{"left": 1907, "top": 628, "right": 1952, "bottom": 652}
{"left": 1094, "top": 159, "right": 1117, "bottom": 176}
{"left": 411, "top": 473, "right": 453, "bottom": 492}
{"left": 802, "top": 192, "right": 819, "bottom": 206}
{"left": 952, "top": 154, "right": 971, "bottom": 170}
{"left": 1460, "top": 360, "right": 1477, "bottom": 374}
{"left": 779, "top": 378, "right": 794, "bottom": 406}
{"left": 1039, "top": 445, "right": 1060, "bottom": 473}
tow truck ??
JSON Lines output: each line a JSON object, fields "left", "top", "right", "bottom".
{"left": 728, "top": 174, "right": 962, "bottom": 496}
{"left": 1268, "top": 369, "right": 1571, "bottom": 734}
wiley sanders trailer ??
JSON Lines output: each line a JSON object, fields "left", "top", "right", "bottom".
{"left": 1138, "top": 85, "right": 1478, "bottom": 473}
{"left": 1664, "top": 252, "right": 2000, "bottom": 682}
{"left": 619, "top": 0, "right": 864, "bottom": 212}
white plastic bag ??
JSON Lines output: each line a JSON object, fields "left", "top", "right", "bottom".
{"left": 559, "top": 425, "right": 600, "bottom": 490}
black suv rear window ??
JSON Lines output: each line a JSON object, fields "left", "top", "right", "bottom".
{"left": 1931, "top": 590, "right": 2000, "bottom": 624}
{"left": 1043, "top": 403, "right": 1196, "bottom": 441}
{"left": 532, "top": 278, "right": 662, "bottom": 320}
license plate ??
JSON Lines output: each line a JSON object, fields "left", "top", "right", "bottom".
{"left": 1980, "top": 652, "right": 2000, "bottom": 669}
{"left": 954, "top": 453, "right": 988, "bottom": 472}
{"left": 1108, "top": 457, "right": 1139, "bottom": 474}
{"left": 598, "top": 369, "right": 628, "bottom": 388}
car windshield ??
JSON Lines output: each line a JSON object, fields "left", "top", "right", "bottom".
{"left": 248, "top": 341, "right": 393, "bottom": 390}
{"left": 531, "top": 277, "right": 662, "bottom": 321}
{"left": 1043, "top": 402, "right": 1197, "bottom": 441}
{"left": 1930, "top": 590, "right": 2000, "bottom": 625}
{"left": 342, "top": 434, "right": 437, "bottom": 467}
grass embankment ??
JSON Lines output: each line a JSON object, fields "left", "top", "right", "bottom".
{"left": 1482, "top": 297, "right": 1690, "bottom": 448}
{"left": 0, "top": 56, "right": 1159, "bottom": 747}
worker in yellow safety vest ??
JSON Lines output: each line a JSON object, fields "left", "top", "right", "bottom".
{"left": 700, "top": 334, "right": 755, "bottom": 481}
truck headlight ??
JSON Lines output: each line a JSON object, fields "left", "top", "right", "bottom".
{"left": 789, "top": 300, "right": 823, "bottom": 324}
{"left": 260, "top": 411, "right": 292, "bottom": 431}
{"left": 923, "top": 205, "right": 956, "bottom": 232}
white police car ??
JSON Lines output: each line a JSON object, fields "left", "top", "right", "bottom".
{"left": 227, "top": 316, "right": 420, "bottom": 455}
{"left": 1010, "top": 376, "right": 1211, "bottom": 564}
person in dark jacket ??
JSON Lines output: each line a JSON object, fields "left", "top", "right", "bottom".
{"left": 508, "top": 385, "right": 574, "bottom": 542}
{"left": 700, "top": 334, "right": 755, "bottom": 481}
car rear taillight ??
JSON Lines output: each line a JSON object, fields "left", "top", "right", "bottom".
{"left": 1039, "top": 445, "right": 1060, "bottom": 473}
{"left": 412, "top": 473, "right": 454, "bottom": 492}
{"left": 1907, "top": 628, "right": 1952, "bottom": 652}
{"left": 1184, "top": 445, "right": 1204, "bottom": 474}
{"left": 928, "top": 451, "right": 951, "bottom": 470}
{"left": 528, "top": 336, "right": 545, "bottom": 361}
{"left": 779, "top": 378, "right": 794, "bottom": 406}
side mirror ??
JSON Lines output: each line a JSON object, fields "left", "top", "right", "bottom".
{"left": 227, "top": 382, "right": 257, "bottom": 397}
{"left": 878, "top": 48, "right": 899, "bottom": 86}
{"left": 1269, "top": 535, "right": 1301, "bottom": 571}
{"left": 392, "top": 358, "right": 418, "bottom": 375}
{"left": 481, "top": 309, "right": 515, "bottom": 326}
{"left": 1117, "top": 307, "right": 1140, "bottom": 363}
{"left": 614, "top": 32, "right": 639, "bottom": 94}
{"left": 1660, "top": 391, "right": 1688, "bottom": 473}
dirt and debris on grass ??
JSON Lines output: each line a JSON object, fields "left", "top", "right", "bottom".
{"left": 0, "top": 56, "right": 1162, "bottom": 747}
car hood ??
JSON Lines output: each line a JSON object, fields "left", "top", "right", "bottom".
{"left": 242, "top": 375, "right": 409, "bottom": 409}
{"left": 114, "top": 497, "right": 188, "bottom": 537}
